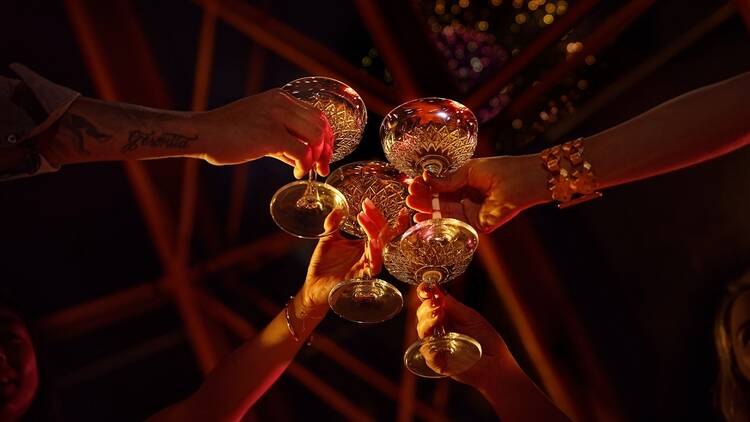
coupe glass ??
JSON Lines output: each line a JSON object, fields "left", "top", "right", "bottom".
{"left": 381, "top": 97, "right": 482, "bottom": 378}
{"left": 270, "top": 77, "right": 367, "bottom": 238}
{"left": 324, "top": 161, "right": 409, "bottom": 323}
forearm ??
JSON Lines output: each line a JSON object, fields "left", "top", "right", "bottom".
{"left": 478, "top": 353, "right": 570, "bottom": 422}
{"left": 34, "top": 97, "right": 210, "bottom": 166}
{"left": 150, "top": 294, "right": 326, "bottom": 422}
{"left": 586, "top": 71, "right": 750, "bottom": 190}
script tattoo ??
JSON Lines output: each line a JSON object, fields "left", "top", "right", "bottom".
{"left": 61, "top": 114, "right": 113, "bottom": 154}
{"left": 122, "top": 131, "right": 198, "bottom": 153}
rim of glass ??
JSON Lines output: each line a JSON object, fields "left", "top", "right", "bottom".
{"left": 399, "top": 217, "right": 479, "bottom": 247}
{"left": 379, "top": 96, "right": 478, "bottom": 136}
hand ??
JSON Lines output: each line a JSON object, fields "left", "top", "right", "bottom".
{"left": 406, "top": 155, "right": 548, "bottom": 233}
{"left": 197, "top": 88, "right": 333, "bottom": 178}
{"left": 299, "top": 199, "right": 410, "bottom": 317}
{"left": 415, "top": 283, "right": 508, "bottom": 389}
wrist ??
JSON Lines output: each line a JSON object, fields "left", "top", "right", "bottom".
{"left": 505, "top": 154, "right": 551, "bottom": 209}
{"left": 179, "top": 111, "right": 212, "bottom": 159}
{"left": 293, "top": 288, "right": 328, "bottom": 324}
{"left": 474, "top": 345, "right": 518, "bottom": 394}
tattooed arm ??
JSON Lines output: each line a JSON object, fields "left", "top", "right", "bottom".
{"left": 27, "top": 89, "right": 334, "bottom": 178}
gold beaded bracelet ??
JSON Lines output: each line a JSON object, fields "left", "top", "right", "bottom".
{"left": 284, "top": 296, "right": 314, "bottom": 345}
{"left": 540, "top": 137, "right": 602, "bottom": 209}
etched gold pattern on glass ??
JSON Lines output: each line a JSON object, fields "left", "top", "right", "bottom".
{"left": 327, "top": 161, "right": 409, "bottom": 238}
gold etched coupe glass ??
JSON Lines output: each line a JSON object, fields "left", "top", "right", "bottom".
{"left": 324, "top": 161, "right": 409, "bottom": 323}
{"left": 381, "top": 98, "right": 482, "bottom": 377}
{"left": 270, "top": 77, "right": 367, "bottom": 238}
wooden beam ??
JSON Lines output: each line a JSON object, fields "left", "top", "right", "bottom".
{"left": 193, "top": 231, "right": 300, "bottom": 277}
{"left": 733, "top": 0, "right": 750, "bottom": 31}
{"left": 479, "top": 220, "right": 626, "bottom": 422}
{"left": 194, "top": 290, "right": 375, "bottom": 422}
{"left": 64, "top": 0, "right": 223, "bottom": 376}
{"left": 195, "top": 0, "right": 399, "bottom": 116}
{"left": 397, "top": 290, "right": 419, "bottom": 422}
{"left": 476, "top": 238, "right": 580, "bottom": 420}
{"left": 503, "top": 0, "right": 657, "bottom": 122}
{"left": 226, "top": 29, "right": 269, "bottom": 245}
{"left": 36, "top": 283, "right": 167, "bottom": 341}
{"left": 546, "top": 2, "right": 737, "bottom": 141}
{"left": 219, "top": 281, "right": 448, "bottom": 422}
{"left": 353, "top": 0, "right": 421, "bottom": 101}
{"left": 464, "top": 0, "right": 600, "bottom": 111}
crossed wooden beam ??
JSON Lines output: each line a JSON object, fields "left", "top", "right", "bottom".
{"left": 42, "top": 0, "right": 708, "bottom": 419}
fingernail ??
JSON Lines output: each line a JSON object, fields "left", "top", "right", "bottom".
{"left": 430, "top": 299, "right": 439, "bottom": 308}
{"left": 431, "top": 310, "right": 440, "bottom": 318}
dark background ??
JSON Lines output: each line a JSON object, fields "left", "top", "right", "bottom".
{"left": 1, "top": 0, "right": 749, "bottom": 420}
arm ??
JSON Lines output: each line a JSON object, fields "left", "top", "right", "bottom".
{"left": 1, "top": 65, "right": 332, "bottom": 179}
{"left": 415, "top": 285, "right": 570, "bottom": 421}
{"left": 146, "top": 293, "right": 325, "bottom": 422}
{"left": 33, "top": 89, "right": 333, "bottom": 178}
{"left": 408, "top": 71, "right": 750, "bottom": 232}
{"left": 148, "top": 200, "right": 389, "bottom": 422}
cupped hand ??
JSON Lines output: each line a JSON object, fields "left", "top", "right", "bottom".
{"left": 300, "top": 199, "right": 410, "bottom": 317}
{"left": 415, "top": 283, "right": 508, "bottom": 389}
{"left": 406, "top": 155, "right": 548, "bottom": 233}
{"left": 197, "top": 88, "right": 333, "bottom": 178}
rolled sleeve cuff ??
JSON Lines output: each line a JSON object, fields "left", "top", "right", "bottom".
{"left": 0, "top": 63, "right": 80, "bottom": 180}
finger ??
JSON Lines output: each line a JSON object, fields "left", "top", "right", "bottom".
{"left": 276, "top": 136, "right": 314, "bottom": 179}
{"left": 416, "top": 299, "right": 444, "bottom": 321}
{"left": 414, "top": 212, "right": 432, "bottom": 223}
{"left": 417, "top": 315, "right": 443, "bottom": 339}
{"left": 416, "top": 282, "right": 445, "bottom": 303}
{"left": 315, "top": 128, "right": 333, "bottom": 177}
{"left": 408, "top": 177, "right": 431, "bottom": 196}
{"left": 424, "top": 166, "right": 469, "bottom": 193}
{"left": 277, "top": 92, "right": 332, "bottom": 168}
{"left": 357, "top": 212, "right": 379, "bottom": 240}
{"left": 282, "top": 114, "right": 324, "bottom": 164}
{"left": 362, "top": 198, "right": 387, "bottom": 229}
{"left": 367, "top": 238, "right": 383, "bottom": 274}
{"left": 323, "top": 206, "right": 346, "bottom": 234}
{"left": 406, "top": 192, "right": 433, "bottom": 213}
{"left": 462, "top": 199, "right": 485, "bottom": 232}
{"left": 276, "top": 153, "right": 296, "bottom": 167}
{"left": 380, "top": 208, "right": 411, "bottom": 244}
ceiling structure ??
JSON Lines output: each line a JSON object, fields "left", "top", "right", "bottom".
{"left": 2, "top": 0, "right": 749, "bottom": 420}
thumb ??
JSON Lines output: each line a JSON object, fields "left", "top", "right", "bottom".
{"left": 424, "top": 166, "right": 468, "bottom": 193}
{"left": 323, "top": 207, "right": 346, "bottom": 234}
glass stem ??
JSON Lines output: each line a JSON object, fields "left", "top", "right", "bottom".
{"left": 431, "top": 193, "right": 442, "bottom": 220}
{"left": 427, "top": 281, "right": 448, "bottom": 338}
{"left": 421, "top": 273, "right": 447, "bottom": 337}
{"left": 298, "top": 170, "right": 322, "bottom": 209}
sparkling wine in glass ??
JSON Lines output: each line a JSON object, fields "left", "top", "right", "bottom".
{"left": 270, "top": 77, "right": 367, "bottom": 238}
{"left": 324, "top": 161, "right": 409, "bottom": 323}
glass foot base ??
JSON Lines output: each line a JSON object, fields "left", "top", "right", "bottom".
{"left": 270, "top": 180, "right": 348, "bottom": 239}
{"left": 404, "top": 332, "right": 482, "bottom": 378}
{"left": 328, "top": 278, "right": 403, "bottom": 323}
